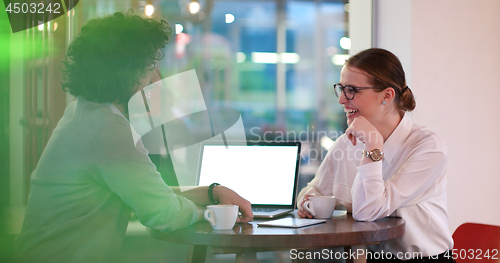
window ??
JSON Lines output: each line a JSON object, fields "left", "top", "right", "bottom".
{"left": 159, "top": 0, "right": 350, "bottom": 165}
{"left": 7, "top": 0, "right": 363, "bottom": 203}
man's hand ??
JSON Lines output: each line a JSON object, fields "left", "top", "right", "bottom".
{"left": 213, "top": 186, "right": 254, "bottom": 223}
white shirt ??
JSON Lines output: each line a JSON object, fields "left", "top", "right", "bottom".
{"left": 297, "top": 113, "right": 453, "bottom": 258}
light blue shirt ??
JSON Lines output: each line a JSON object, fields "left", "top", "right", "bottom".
{"left": 14, "top": 97, "right": 199, "bottom": 263}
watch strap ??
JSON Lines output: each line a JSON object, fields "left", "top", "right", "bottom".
{"left": 208, "top": 183, "right": 220, "bottom": 205}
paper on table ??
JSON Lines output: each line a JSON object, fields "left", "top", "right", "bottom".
{"left": 257, "top": 218, "right": 326, "bottom": 228}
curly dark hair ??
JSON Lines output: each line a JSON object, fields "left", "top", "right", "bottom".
{"left": 61, "top": 11, "right": 172, "bottom": 103}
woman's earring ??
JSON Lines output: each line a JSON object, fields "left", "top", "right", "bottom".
{"left": 382, "top": 101, "right": 386, "bottom": 105}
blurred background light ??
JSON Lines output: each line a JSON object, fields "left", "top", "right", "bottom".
{"left": 339, "top": 37, "right": 351, "bottom": 50}
{"left": 225, "top": 13, "right": 235, "bottom": 24}
{"left": 280, "top": 53, "right": 300, "bottom": 64}
{"left": 252, "top": 52, "right": 280, "bottom": 64}
{"left": 198, "top": 11, "right": 205, "bottom": 20}
{"left": 176, "top": 33, "right": 191, "bottom": 45}
{"left": 175, "top": 23, "right": 184, "bottom": 34}
{"left": 145, "top": 5, "right": 155, "bottom": 17}
{"left": 145, "top": 4, "right": 154, "bottom": 16}
{"left": 332, "top": 54, "right": 350, "bottom": 66}
{"left": 189, "top": 1, "right": 200, "bottom": 14}
{"left": 251, "top": 52, "right": 300, "bottom": 64}
{"left": 236, "top": 52, "right": 246, "bottom": 63}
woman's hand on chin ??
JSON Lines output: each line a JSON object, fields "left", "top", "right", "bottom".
{"left": 345, "top": 116, "right": 383, "bottom": 148}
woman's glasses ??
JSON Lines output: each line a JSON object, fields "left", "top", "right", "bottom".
{"left": 333, "top": 83, "right": 381, "bottom": 100}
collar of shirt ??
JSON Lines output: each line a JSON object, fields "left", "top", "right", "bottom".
{"left": 105, "top": 102, "right": 127, "bottom": 120}
{"left": 105, "top": 102, "right": 144, "bottom": 147}
{"left": 382, "top": 112, "right": 413, "bottom": 165}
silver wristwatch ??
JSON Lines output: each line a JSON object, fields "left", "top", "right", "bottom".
{"left": 362, "top": 149, "right": 384, "bottom": 162}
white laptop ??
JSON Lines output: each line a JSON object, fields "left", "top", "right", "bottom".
{"left": 196, "top": 141, "right": 301, "bottom": 218}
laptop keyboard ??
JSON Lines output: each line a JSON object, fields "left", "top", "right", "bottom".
{"left": 252, "top": 208, "right": 279, "bottom": 212}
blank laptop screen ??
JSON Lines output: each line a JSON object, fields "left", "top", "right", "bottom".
{"left": 198, "top": 144, "right": 299, "bottom": 206}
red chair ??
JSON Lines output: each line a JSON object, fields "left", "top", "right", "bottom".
{"left": 452, "top": 222, "right": 500, "bottom": 262}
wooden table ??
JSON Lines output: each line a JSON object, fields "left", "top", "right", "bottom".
{"left": 148, "top": 211, "right": 405, "bottom": 263}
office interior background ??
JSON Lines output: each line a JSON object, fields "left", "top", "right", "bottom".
{"left": 1, "top": 0, "right": 499, "bottom": 262}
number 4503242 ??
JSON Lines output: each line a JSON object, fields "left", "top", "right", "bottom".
{"left": 5, "top": 2, "right": 62, "bottom": 14}
{"left": 444, "top": 249, "right": 499, "bottom": 260}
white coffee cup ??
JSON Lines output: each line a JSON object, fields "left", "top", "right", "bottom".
{"left": 303, "top": 196, "right": 336, "bottom": 218}
{"left": 204, "top": 205, "right": 239, "bottom": 230}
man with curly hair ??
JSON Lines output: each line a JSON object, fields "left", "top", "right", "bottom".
{"left": 13, "top": 11, "right": 253, "bottom": 263}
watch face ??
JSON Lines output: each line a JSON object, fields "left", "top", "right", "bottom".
{"left": 371, "top": 149, "right": 383, "bottom": 161}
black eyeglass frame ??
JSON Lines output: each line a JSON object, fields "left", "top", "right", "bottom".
{"left": 333, "top": 83, "right": 382, "bottom": 100}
